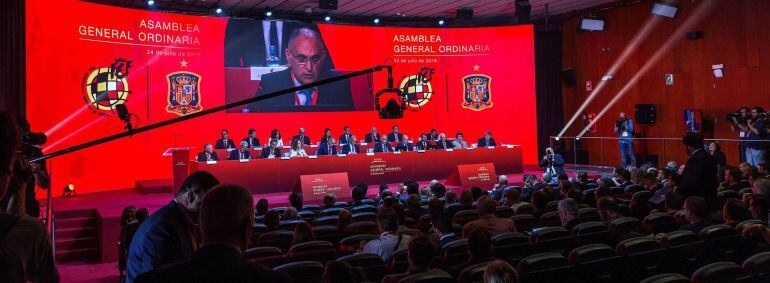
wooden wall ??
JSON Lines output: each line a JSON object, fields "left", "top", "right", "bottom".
{"left": 561, "top": 0, "right": 770, "bottom": 167}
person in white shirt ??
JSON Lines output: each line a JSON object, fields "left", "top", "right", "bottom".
{"left": 452, "top": 132, "right": 468, "bottom": 149}
{"left": 267, "top": 129, "right": 284, "bottom": 148}
{"left": 289, "top": 138, "right": 308, "bottom": 157}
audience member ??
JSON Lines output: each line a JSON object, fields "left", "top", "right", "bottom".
{"left": 490, "top": 175, "right": 508, "bottom": 201}
{"left": 723, "top": 199, "right": 751, "bottom": 227}
{"left": 483, "top": 260, "right": 519, "bottom": 283}
{"left": 289, "top": 192, "right": 303, "bottom": 212}
{"left": 337, "top": 209, "right": 353, "bottom": 233}
{"left": 500, "top": 188, "right": 521, "bottom": 207}
{"left": 678, "top": 133, "right": 719, "bottom": 211}
{"left": 292, "top": 221, "right": 316, "bottom": 246}
{"left": 597, "top": 196, "right": 621, "bottom": 224}
{"left": 680, "top": 196, "right": 711, "bottom": 234}
{"left": 282, "top": 207, "right": 299, "bottom": 220}
{"left": 135, "top": 184, "right": 290, "bottom": 282}
{"left": 718, "top": 166, "right": 745, "bottom": 192}
{"left": 557, "top": 198, "right": 580, "bottom": 231}
{"left": 753, "top": 178, "right": 770, "bottom": 196}
{"left": 323, "top": 260, "right": 361, "bottom": 283}
{"left": 323, "top": 194, "right": 336, "bottom": 209}
{"left": 127, "top": 171, "right": 220, "bottom": 283}
{"left": 445, "top": 190, "right": 458, "bottom": 204}
{"left": 264, "top": 210, "right": 280, "bottom": 231}
{"left": 363, "top": 208, "right": 411, "bottom": 261}
{"left": 471, "top": 187, "right": 484, "bottom": 202}
{"left": 428, "top": 198, "right": 445, "bottom": 217}
{"left": 462, "top": 196, "right": 516, "bottom": 237}
{"left": 431, "top": 183, "right": 447, "bottom": 200}
{"left": 381, "top": 235, "right": 435, "bottom": 283}
{"left": 349, "top": 184, "right": 369, "bottom": 208}
{"left": 255, "top": 198, "right": 269, "bottom": 216}
{"left": 664, "top": 191, "right": 685, "bottom": 214}
{"left": 432, "top": 213, "right": 460, "bottom": 251}
{"left": 531, "top": 190, "right": 549, "bottom": 219}
{"left": 749, "top": 195, "right": 770, "bottom": 223}
{"left": 449, "top": 228, "right": 494, "bottom": 279}
{"left": 405, "top": 194, "right": 427, "bottom": 220}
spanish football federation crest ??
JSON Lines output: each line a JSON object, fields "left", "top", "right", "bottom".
{"left": 82, "top": 58, "right": 133, "bottom": 116}
{"left": 166, "top": 72, "right": 202, "bottom": 116}
{"left": 461, "top": 66, "right": 493, "bottom": 111}
{"left": 399, "top": 67, "right": 435, "bottom": 109}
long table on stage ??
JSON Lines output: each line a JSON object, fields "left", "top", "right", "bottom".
{"left": 187, "top": 146, "right": 523, "bottom": 194}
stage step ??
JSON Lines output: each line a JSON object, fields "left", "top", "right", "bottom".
{"left": 54, "top": 209, "right": 100, "bottom": 262}
{"left": 135, "top": 179, "right": 172, "bottom": 195}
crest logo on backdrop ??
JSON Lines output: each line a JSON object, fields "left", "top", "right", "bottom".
{"left": 82, "top": 58, "right": 133, "bottom": 116}
{"left": 462, "top": 65, "right": 493, "bottom": 111}
{"left": 166, "top": 71, "right": 203, "bottom": 116}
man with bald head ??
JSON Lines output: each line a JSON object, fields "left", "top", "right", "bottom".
{"left": 247, "top": 27, "right": 353, "bottom": 112}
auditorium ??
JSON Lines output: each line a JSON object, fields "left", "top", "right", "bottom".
{"left": 3, "top": 0, "right": 770, "bottom": 282}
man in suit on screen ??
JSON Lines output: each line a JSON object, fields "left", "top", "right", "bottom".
{"left": 246, "top": 28, "right": 352, "bottom": 112}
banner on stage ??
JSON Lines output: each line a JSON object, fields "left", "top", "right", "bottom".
{"left": 299, "top": 172, "right": 350, "bottom": 202}
{"left": 446, "top": 163, "right": 497, "bottom": 190}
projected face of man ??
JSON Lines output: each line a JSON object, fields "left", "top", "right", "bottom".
{"left": 286, "top": 28, "right": 326, "bottom": 85}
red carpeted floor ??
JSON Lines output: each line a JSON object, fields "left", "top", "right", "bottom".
{"left": 55, "top": 165, "right": 575, "bottom": 282}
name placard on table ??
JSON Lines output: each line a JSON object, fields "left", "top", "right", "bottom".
{"left": 299, "top": 172, "right": 350, "bottom": 202}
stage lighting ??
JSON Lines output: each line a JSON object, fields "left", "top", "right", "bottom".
{"left": 324, "top": 16, "right": 331, "bottom": 22}
{"left": 265, "top": 10, "right": 273, "bottom": 17}
{"left": 304, "top": 6, "right": 313, "bottom": 14}
{"left": 652, "top": 1, "right": 678, "bottom": 18}
{"left": 555, "top": 137, "right": 560, "bottom": 141}
{"left": 373, "top": 18, "right": 380, "bottom": 24}
{"left": 438, "top": 19, "right": 445, "bottom": 25}
{"left": 580, "top": 19, "right": 605, "bottom": 31}
{"left": 216, "top": 8, "right": 223, "bottom": 14}
{"left": 63, "top": 183, "right": 76, "bottom": 197}
{"left": 147, "top": 0, "right": 154, "bottom": 6}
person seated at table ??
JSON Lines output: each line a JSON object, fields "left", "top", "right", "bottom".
{"left": 215, "top": 129, "right": 236, "bottom": 150}
{"left": 433, "top": 133, "right": 453, "bottom": 150}
{"left": 260, "top": 139, "right": 282, "bottom": 159}
{"left": 228, "top": 141, "right": 252, "bottom": 160}
{"left": 196, "top": 143, "right": 219, "bottom": 162}
{"left": 242, "top": 128, "right": 261, "bottom": 149}
{"left": 339, "top": 125, "right": 353, "bottom": 145}
{"left": 416, "top": 134, "right": 432, "bottom": 151}
{"left": 340, "top": 135, "right": 360, "bottom": 154}
{"left": 427, "top": 128, "right": 439, "bottom": 142}
{"left": 267, "top": 129, "right": 284, "bottom": 148}
{"left": 320, "top": 128, "right": 333, "bottom": 144}
{"left": 291, "top": 127, "right": 311, "bottom": 146}
{"left": 388, "top": 125, "right": 405, "bottom": 142}
{"left": 394, "top": 135, "right": 414, "bottom": 152}
{"left": 317, "top": 136, "right": 338, "bottom": 156}
{"left": 374, "top": 135, "right": 394, "bottom": 153}
{"left": 365, "top": 127, "right": 380, "bottom": 143}
{"left": 452, "top": 132, "right": 469, "bottom": 149}
{"left": 477, "top": 131, "right": 497, "bottom": 147}
{"left": 289, "top": 139, "right": 309, "bottom": 157}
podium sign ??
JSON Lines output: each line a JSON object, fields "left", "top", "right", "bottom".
{"left": 299, "top": 172, "right": 350, "bottom": 202}
{"left": 446, "top": 163, "right": 497, "bottom": 190}
{"left": 165, "top": 148, "right": 192, "bottom": 196}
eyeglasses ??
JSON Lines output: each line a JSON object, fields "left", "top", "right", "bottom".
{"left": 289, "top": 50, "right": 324, "bottom": 66}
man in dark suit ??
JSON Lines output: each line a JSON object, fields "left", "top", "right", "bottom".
{"left": 225, "top": 19, "right": 333, "bottom": 69}
{"left": 196, "top": 144, "right": 219, "bottom": 162}
{"left": 477, "top": 131, "right": 497, "bottom": 147}
{"left": 433, "top": 133, "right": 453, "bottom": 150}
{"left": 135, "top": 184, "right": 290, "bottom": 283}
{"left": 260, "top": 139, "right": 281, "bottom": 159}
{"left": 679, "top": 133, "right": 719, "bottom": 210}
{"left": 540, "top": 147, "right": 565, "bottom": 176}
{"left": 427, "top": 128, "right": 439, "bottom": 142}
{"left": 339, "top": 125, "right": 353, "bottom": 145}
{"left": 432, "top": 213, "right": 460, "bottom": 252}
{"left": 387, "top": 125, "right": 405, "bottom": 142}
{"left": 394, "top": 135, "right": 413, "bottom": 152}
{"left": 126, "top": 171, "right": 220, "bottom": 283}
{"left": 228, "top": 141, "right": 252, "bottom": 160}
{"left": 365, "top": 127, "right": 380, "bottom": 143}
{"left": 374, "top": 136, "right": 394, "bottom": 153}
{"left": 291, "top": 128, "right": 311, "bottom": 146}
{"left": 341, "top": 135, "right": 361, "bottom": 154}
{"left": 214, "top": 129, "right": 236, "bottom": 150}
{"left": 246, "top": 28, "right": 352, "bottom": 112}
{"left": 316, "top": 136, "right": 338, "bottom": 156}
{"left": 241, "top": 129, "right": 260, "bottom": 149}
{"left": 416, "top": 134, "right": 432, "bottom": 151}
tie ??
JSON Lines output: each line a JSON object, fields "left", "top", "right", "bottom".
{"left": 382, "top": 144, "right": 385, "bottom": 152}
{"left": 298, "top": 89, "right": 315, "bottom": 105}
{"left": 240, "top": 151, "right": 244, "bottom": 159}
{"left": 205, "top": 153, "right": 210, "bottom": 161}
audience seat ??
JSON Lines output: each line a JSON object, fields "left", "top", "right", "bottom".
{"left": 742, "top": 252, "right": 770, "bottom": 282}
{"left": 538, "top": 211, "right": 561, "bottom": 227}
{"left": 660, "top": 230, "right": 705, "bottom": 276}
{"left": 495, "top": 206, "right": 515, "bottom": 218}
{"left": 734, "top": 220, "right": 764, "bottom": 235}
{"left": 278, "top": 219, "right": 306, "bottom": 231}
{"left": 352, "top": 211, "right": 377, "bottom": 222}
{"left": 312, "top": 215, "right": 340, "bottom": 227}
{"left": 361, "top": 199, "right": 377, "bottom": 205}
{"left": 338, "top": 234, "right": 377, "bottom": 255}
{"left": 452, "top": 223, "right": 464, "bottom": 236}
{"left": 568, "top": 244, "right": 623, "bottom": 283}
{"left": 401, "top": 228, "right": 422, "bottom": 236}
{"left": 582, "top": 189, "right": 597, "bottom": 206}
{"left": 458, "top": 261, "right": 488, "bottom": 283}
{"left": 243, "top": 246, "right": 285, "bottom": 267}
{"left": 691, "top": 261, "right": 746, "bottom": 283}
{"left": 418, "top": 214, "right": 433, "bottom": 233}
{"left": 609, "top": 217, "right": 643, "bottom": 238}
{"left": 387, "top": 248, "right": 409, "bottom": 274}
{"left": 286, "top": 241, "right": 337, "bottom": 263}
{"left": 513, "top": 203, "right": 534, "bottom": 215}
{"left": 453, "top": 210, "right": 480, "bottom": 226}
{"left": 610, "top": 187, "right": 625, "bottom": 198}
{"left": 312, "top": 225, "right": 341, "bottom": 245}
{"left": 256, "top": 230, "right": 294, "bottom": 251}
{"left": 274, "top": 261, "right": 324, "bottom": 283}
{"left": 320, "top": 207, "right": 345, "bottom": 216}
{"left": 298, "top": 210, "right": 318, "bottom": 221}
{"left": 573, "top": 221, "right": 613, "bottom": 247}
{"left": 398, "top": 269, "right": 454, "bottom": 283}
{"left": 577, "top": 208, "right": 600, "bottom": 222}
{"left": 643, "top": 213, "right": 678, "bottom": 234}
{"left": 252, "top": 223, "right": 268, "bottom": 235}
{"left": 699, "top": 224, "right": 741, "bottom": 263}
{"left": 738, "top": 188, "right": 753, "bottom": 198}
{"left": 342, "top": 221, "right": 379, "bottom": 237}
{"left": 302, "top": 204, "right": 321, "bottom": 212}
{"left": 639, "top": 273, "right": 690, "bottom": 283}
{"left": 546, "top": 200, "right": 559, "bottom": 212}
{"left": 492, "top": 232, "right": 531, "bottom": 264}
{"left": 404, "top": 217, "right": 418, "bottom": 229}
{"left": 615, "top": 237, "right": 663, "bottom": 281}
{"left": 440, "top": 239, "right": 469, "bottom": 268}
{"left": 351, "top": 205, "right": 378, "bottom": 214}
{"left": 625, "top": 184, "right": 644, "bottom": 194}
{"left": 333, "top": 201, "right": 349, "bottom": 208}
{"left": 516, "top": 252, "right": 570, "bottom": 282}
{"left": 532, "top": 226, "right": 573, "bottom": 254}
{"left": 510, "top": 214, "right": 537, "bottom": 232}
{"left": 337, "top": 252, "right": 388, "bottom": 282}
{"left": 717, "top": 190, "right": 738, "bottom": 204}
{"left": 672, "top": 210, "right": 686, "bottom": 225}
{"left": 270, "top": 207, "right": 288, "bottom": 215}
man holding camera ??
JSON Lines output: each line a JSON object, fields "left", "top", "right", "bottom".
{"left": 728, "top": 107, "right": 750, "bottom": 163}
{"left": 540, "top": 147, "right": 565, "bottom": 178}
{"left": 614, "top": 112, "right": 636, "bottom": 168}
{"left": 737, "top": 106, "right": 767, "bottom": 166}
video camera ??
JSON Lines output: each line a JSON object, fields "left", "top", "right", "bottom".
{"left": 725, "top": 108, "right": 748, "bottom": 123}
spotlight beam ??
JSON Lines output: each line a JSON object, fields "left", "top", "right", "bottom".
{"left": 577, "top": 0, "right": 719, "bottom": 137}
{"left": 556, "top": 15, "right": 663, "bottom": 138}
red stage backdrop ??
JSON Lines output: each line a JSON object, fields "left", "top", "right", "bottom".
{"left": 26, "top": 0, "right": 536, "bottom": 196}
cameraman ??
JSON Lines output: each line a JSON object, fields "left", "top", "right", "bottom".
{"left": 737, "top": 106, "right": 767, "bottom": 166}
{"left": 540, "top": 147, "right": 565, "bottom": 178}
{"left": 614, "top": 112, "right": 636, "bottom": 168}
{"left": 728, "top": 107, "right": 750, "bottom": 162}
{"left": 0, "top": 119, "right": 49, "bottom": 218}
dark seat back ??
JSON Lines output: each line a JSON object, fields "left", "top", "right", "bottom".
{"left": 643, "top": 213, "right": 677, "bottom": 234}
{"left": 699, "top": 224, "right": 741, "bottom": 263}
{"left": 742, "top": 251, "right": 770, "bottom": 281}
{"left": 495, "top": 206, "right": 515, "bottom": 218}
{"left": 615, "top": 237, "right": 663, "bottom": 281}
{"left": 458, "top": 262, "right": 488, "bottom": 283}
{"left": 510, "top": 214, "right": 537, "bottom": 232}
{"left": 513, "top": 202, "right": 534, "bottom": 215}
{"left": 320, "top": 207, "right": 344, "bottom": 216}
{"left": 286, "top": 241, "right": 337, "bottom": 263}
{"left": 337, "top": 252, "right": 387, "bottom": 282}
{"left": 453, "top": 210, "right": 479, "bottom": 226}
{"left": 691, "top": 261, "right": 745, "bottom": 283}
{"left": 352, "top": 212, "right": 377, "bottom": 222}
{"left": 639, "top": 273, "right": 690, "bottom": 283}
{"left": 578, "top": 208, "right": 600, "bottom": 222}
{"left": 567, "top": 244, "right": 615, "bottom": 264}
{"left": 609, "top": 217, "right": 643, "bottom": 237}
{"left": 539, "top": 211, "right": 561, "bottom": 227}
{"left": 312, "top": 225, "right": 341, "bottom": 245}
{"left": 243, "top": 246, "right": 284, "bottom": 267}
{"left": 274, "top": 261, "right": 324, "bottom": 283}
{"left": 351, "top": 205, "right": 378, "bottom": 214}
{"left": 256, "top": 230, "right": 294, "bottom": 251}
{"left": 573, "top": 221, "right": 613, "bottom": 246}
{"left": 278, "top": 219, "right": 306, "bottom": 231}
{"left": 399, "top": 269, "right": 454, "bottom": 283}
{"left": 516, "top": 252, "right": 566, "bottom": 275}
{"left": 338, "top": 234, "right": 377, "bottom": 255}
{"left": 342, "top": 221, "right": 379, "bottom": 237}
{"left": 312, "top": 215, "right": 339, "bottom": 227}
{"left": 441, "top": 239, "right": 469, "bottom": 268}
